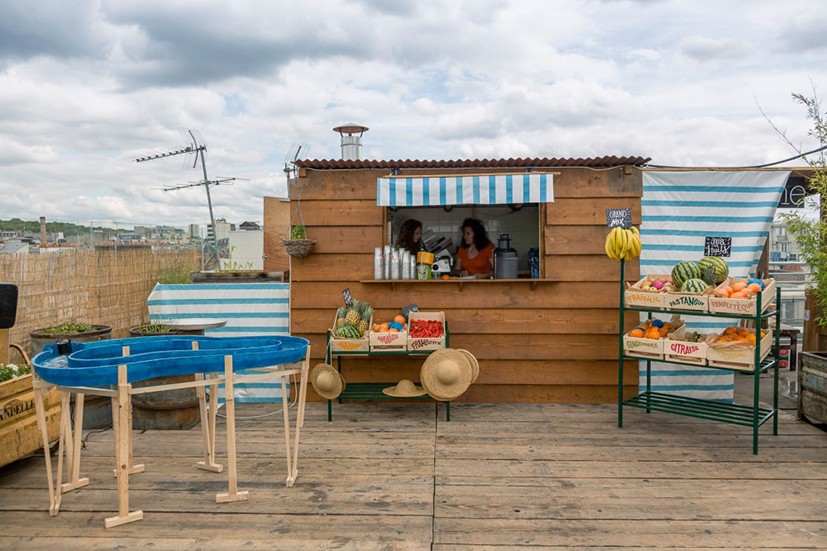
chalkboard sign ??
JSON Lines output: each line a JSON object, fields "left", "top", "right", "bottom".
{"left": 704, "top": 236, "right": 732, "bottom": 257}
{"left": 0, "top": 283, "right": 18, "bottom": 329}
{"left": 605, "top": 208, "right": 632, "bottom": 228}
{"left": 342, "top": 288, "right": 352, "bottom": 307}
{"left": 402, "top": 304, "right": 419, "bottom": 321}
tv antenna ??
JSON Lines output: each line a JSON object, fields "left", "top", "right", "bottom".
{"left": 283, "top": 143, "right": 309, "bottom": 185}
{"left": 135, "top": 129, "right": 227, "bottom": 270}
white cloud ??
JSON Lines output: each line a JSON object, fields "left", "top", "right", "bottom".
{"left": 0, "top": 0, "right": 825, "bottom": 227}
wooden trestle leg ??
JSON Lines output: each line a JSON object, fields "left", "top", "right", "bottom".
{"left": 104, "top": 364, "right": 143, "bottom": 528}
{"left": 193, "top": 341, "right": 222, "bottom": 473}
{"left": 216, "top": 355, "right": 249, "bottom": 503}
{"left": 62, "top": 392, "right": 90, "bottom": 493}
{"left": 112, "top": 345, "right": 144, "bottom": 478}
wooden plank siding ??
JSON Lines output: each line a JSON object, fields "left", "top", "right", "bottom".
{"left": 268, "top": 166, "right": 643, "bottom": 403}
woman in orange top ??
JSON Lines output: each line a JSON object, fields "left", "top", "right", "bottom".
{"left": 454, "top": 218, "right": 494, "bottom": 279}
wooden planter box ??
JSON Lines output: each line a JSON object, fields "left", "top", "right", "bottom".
{"left": 0, "top": 374, "right": 61, "bottom": 468}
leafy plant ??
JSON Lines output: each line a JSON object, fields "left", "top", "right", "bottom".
{"left": 38, "top": 322, "right": 95, "bottom": 335}
{"left": 159, "top": 265, "right": 192, "bottom": 284}
{"left": 290, "top": 224, "right": 307, "bottom": 240}
{"left": 0, "top": 363, "right": 32, "bottom": 383}
{"left": 779, "top": 88, "right": 827, "bottom": 329}
{"left": 132, "top": 323, "right": 176, "bottom": 335}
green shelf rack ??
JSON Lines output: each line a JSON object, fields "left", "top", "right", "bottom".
{"left": 617, "top": 259, "right": 781, "bottom": 454}
{"left": 324, "top": 323, "right": 451, "bottom": 422}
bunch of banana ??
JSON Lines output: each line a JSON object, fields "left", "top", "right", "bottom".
{"left": 604, "top": 226, "right": 642, "bottom": 261}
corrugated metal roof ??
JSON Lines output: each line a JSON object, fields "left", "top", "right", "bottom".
{"left": 294, "top": 156, "right": 651, "bottom": 170}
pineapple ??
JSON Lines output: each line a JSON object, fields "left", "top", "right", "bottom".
{"left": 344, "top": 303, "right": 361, "bottom": 326}
{"left": 358, "top": 303, "right": 373, "bottom": 335}
{"left": 336, "top": 306, "right": 348, "bottom": 329}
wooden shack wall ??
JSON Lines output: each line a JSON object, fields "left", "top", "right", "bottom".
{"left": 266, "top": 166, "right": 643, "bottom": 403}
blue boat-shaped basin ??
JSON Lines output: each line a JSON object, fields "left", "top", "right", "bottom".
{"left": 33, "top": 335, "right": 309, "bottom": 388}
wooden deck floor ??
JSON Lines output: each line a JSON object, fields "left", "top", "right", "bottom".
{"left": 1, "top": 401, "right": 826, "bottom": 550}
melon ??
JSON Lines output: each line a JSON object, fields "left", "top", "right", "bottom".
{"left": 671, "top": 261, "right": 701, "bottom": 290}
{"left": 698, "top": 256, "right": 729, "bottom": 285}
{"left": 680, "top": 278, "right": 709, "bottom": 294}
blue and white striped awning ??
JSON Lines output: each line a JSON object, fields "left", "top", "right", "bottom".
{"left": 377, "top": 173, "right": 554, "bottom": 207}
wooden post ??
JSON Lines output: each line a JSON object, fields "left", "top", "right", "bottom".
{"left": 33, "top": 377, "right": 60, "bottom": 516}
{"left": 112, "top": 346, "right": 144, "bottom": 477}
{"left": 193, "top": 341, "right": 222, "bottom": 473}
{"left": 104, "top": 364, "right": 143, "bottom": 528}
{"left": 61, "top": 393, "right": 89, "bottom": 493}
{"left": 289, "top": 349, "right": 311, "bottom": 486}
{"left": 280, "top": 369, "right": 293, "bottom": 487}
{"left": 0, "top": 328, "right": 9, "bottom": 364}
{"left": 216, "top": 355, "right": 248, "bottom": 503}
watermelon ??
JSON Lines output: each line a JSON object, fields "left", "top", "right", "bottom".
{"left": 680, "top": 278, "right": 709, "bottom": 294}
{"left": 671, "top": 261, "right": 701, "bottom": 290}
{"left": 698, "top": 256, "right": 729, "bottom": 285}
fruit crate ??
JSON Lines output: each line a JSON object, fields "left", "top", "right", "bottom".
{"left": 369, "top": 326, "right": 408, "bottom": 351}
{"left": 622, "top": 330, "right": 664, "bottom": 360}
{"left": 407, "top": 311, "right": 446, "bottom": 351}
{"left": 329, "top": 313, "right": 370, "bottom": 353}
{"left": 706, "top": 328, "right": 773, "bottom": 370}
{"left": 624, "top": 275, "right": 668, "bottom": 309}
{"left": 663, "top": 325, "right": 712, "bottom": 366}
{"left": 663, "top": 286, "right": 713, "bottom": 312}
{"left": 708, "top": 278, "right": 776, "bottom": 316}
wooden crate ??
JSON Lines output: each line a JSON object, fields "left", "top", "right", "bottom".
{"left": 369, "top": 328, "right": 407, "bottom": 351}
{"left": 623, "top": 332, "right": 664, "bottom": 360}
{"left": 663, "top": 325, "right": 710, "bottom": 366}
{"left": 329, "top": 313, "right": 370, "bottom": 353}
{"left": 407, "top": 311, "right": 446, "bottom": 352}
{"left": 708, "top": 278, "right": 776, "bottom": 316}
{"left": 0, "top": 374, "right": 61, "bottom": 468}
{"left": 706, "top": 329, "right": 773, "bottom": 370}
{"left": 663, "top": 287, "right": 712, "bottom": 312}
{"left": 624, "top": 275, "right": 668, "bottom": 309}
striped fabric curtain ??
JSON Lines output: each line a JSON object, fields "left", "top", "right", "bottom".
{"left": 147, "top": 282, "right": 291, "bottom": 403}
{"left": 376, "top": 172, "right": 554, "bottom": 206}
{"left": 640, "top": 170, "right": 789, "bottom": 401}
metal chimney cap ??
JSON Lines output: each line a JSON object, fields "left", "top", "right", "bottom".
{"left": 333, "top": 123, "right": 369, "bottom": 135}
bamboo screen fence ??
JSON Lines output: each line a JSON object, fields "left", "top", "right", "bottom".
{"left": 0, "top": 247, "right": 200, "bottom": 355}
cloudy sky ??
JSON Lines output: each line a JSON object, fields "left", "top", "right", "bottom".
{"left": 1, "top": 0, "right": 825, "bottom": 229}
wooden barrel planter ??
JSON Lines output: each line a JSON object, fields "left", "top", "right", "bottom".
{"left": 799, "top": 352, "right": 827, "bottom": 426}
{"left": 128, "top": 326, "right": 201, "bottom": 431}
{"left": 30, "top": 324, "right": 112, "bottom": 430}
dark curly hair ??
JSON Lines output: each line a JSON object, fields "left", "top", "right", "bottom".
{"left": 395, "top": 219, "right": 423, "bottom": 255}
{"left": 459, "top": 218, "right": 492, "bottom": 250}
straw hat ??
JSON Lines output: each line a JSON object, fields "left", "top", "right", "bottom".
{"left": 311, "top": 363, "right": 345, "bottom": 400}
{"left": 455, "top": 349, "right": 479, "bottom": 383}
{"left": 382, "top": 379, "right": 427, "bottom": 397}
{"left": 420, "top": 349, "right": 473, "bottom": 401}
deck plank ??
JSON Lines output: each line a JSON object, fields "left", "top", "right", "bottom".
{"left": 0, "top": 401, "right": 825, "bottom": 549}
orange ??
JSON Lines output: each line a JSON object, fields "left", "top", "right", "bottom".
{"left": 389, "top": 327, "right": 398, "bottom": 332}
{"left": 646, "top": 328, "right": 661, "bottom": 339}
{"left": 747, "top": 283, "right": 762, "bottom": 294}
{"left": 714, "top": 288, "right": 729, "bottom": 297}
{"left": 724, "top": 327, "right": 737, "bottom": 335}
{"left": 730, "top": 291, "right": 746, "bottom": 299}
{"left": 373, "top": 324, "right": 380, "bottom": 332}
{"left": 745, "top": 334, "right": 757, "bottom": 344}
{"left": 379, "top": 323, "right": 389, "bottom": 332}
{"left": 722, "top": 286, "right": 733, "bottom": 297}
{"left": 732, "top": 281, "right": 747, "bottom": 292}
{"left": 629, "top": 329, "right": 645, "bottom": 338}
{"left": 393, "top": 314, "right": 406, "bottom": 324}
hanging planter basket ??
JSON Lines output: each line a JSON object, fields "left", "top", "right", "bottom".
{"left": 283, "top": 238, "right": 316, "bottom": 258}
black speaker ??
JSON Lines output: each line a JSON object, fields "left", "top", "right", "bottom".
{"left": 0, "top": 283, "right": 18, "bottom": 329}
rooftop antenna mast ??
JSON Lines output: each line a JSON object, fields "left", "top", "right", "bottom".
{"left": 135, "top": 130, "right": 222, "bottom": 269}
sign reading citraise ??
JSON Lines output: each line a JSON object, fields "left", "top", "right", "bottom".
{"left": 376, "top": 173, "right": 554, "bottom": 206}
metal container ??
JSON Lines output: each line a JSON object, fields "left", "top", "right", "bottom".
{"left": 493, "top": 234, "right": 518, "bottom": 279}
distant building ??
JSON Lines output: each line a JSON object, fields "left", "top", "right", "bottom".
{"left": 223, "top": 228, "right": 264, "bottom": 270}
{"left": 188, "top": 224, "right": 201, "bottom": 240}
{"left": 0, "top": 240, "right": 29, "bottom": 254}
{"left": 238, "top": 221, "right": 260, "bottom": 231}
{"left": 207, "top": 218, "right": 232, "bottom": 242}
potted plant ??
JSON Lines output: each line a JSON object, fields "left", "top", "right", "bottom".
{"left": 30, "top": 321, "right": 112, "bottom": 354}
{"left": 29, "top": 321, "right": 113, "bottom": 429}
{"left": 283, "top": 223, "right": 316, "bottom": 258}
{"left": 127, "top": 321, "right": 201, "bottom": 430}
{"left": 777, "top": 90, "right": 827, "bottom": 425}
